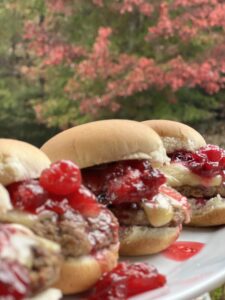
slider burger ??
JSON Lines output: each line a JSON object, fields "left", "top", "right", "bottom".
{"left": 143, "top": 120, "right": 225, "bottom": 226}
{"left": 41, "top": 120, "right": 190, "bottom": 256}
{"left": 0, "top": 223, "right": 62, "bottom": 300}
{"left": 0, "top": 139, "right": 119, "bottom": 294}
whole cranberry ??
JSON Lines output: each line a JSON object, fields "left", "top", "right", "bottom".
{"left": 40, "top": 160, "right": 82, "bottom": 195}
{"left": 7, "top": 180, "right": 47, "bottom": 214}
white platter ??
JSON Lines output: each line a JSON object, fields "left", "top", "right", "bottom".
{"left": 131, "top": 226, "right": 225, "bottom": 300}
{"left": 65, "top": 226, "right": 225, "bottom": 300}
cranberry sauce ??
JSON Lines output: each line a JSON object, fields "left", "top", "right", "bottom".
{"left": 0, "top": 225, "right": 31, "bottom": 299}
{"left": 82, "top": 160, "right": 166, "bottom": 205}
{"left": 88, "top": 262, "right": 166, "bottom": 300}
{"left": 7, "top": 160, "right": 101, "bottom": 218}
{"left": 0, "top": 261, "right": 30, "bottom": 300}
{"left": 169, "top": 144, "right": 225, "bottom": 178}
{"left": 163, "top": 241, "right": 204, "bottom": 261}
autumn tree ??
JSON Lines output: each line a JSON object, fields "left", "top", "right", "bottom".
{"left": 8, "top": 0, "right": 225, "bottom": 129}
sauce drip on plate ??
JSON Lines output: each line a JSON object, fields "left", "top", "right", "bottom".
{"left": 163, "top": 241, "right": 205, "bottom": 261}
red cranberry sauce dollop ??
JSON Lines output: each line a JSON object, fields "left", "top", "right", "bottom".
{"left": 0, "top": 260, "right": 30, "bottom": 300}
{"left": 88, "top": 262, "right": 166, "bottom": 300}
{"left": 7, "top": 160, "right": 101, "bottom": 218}
{"left": 169, "top": 144, "right": 225, "bottom": 178}
{"left": 82, "top": 160, "right": 166, "bottom": 205}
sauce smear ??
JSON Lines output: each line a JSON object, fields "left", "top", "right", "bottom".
{"left": 87, "top": 262, "right": 166, "bottom": 300}
{"left": 163, "top": 241, "right": 204, "bottom": 261}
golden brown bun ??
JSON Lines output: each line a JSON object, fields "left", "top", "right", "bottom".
{"left": 188, "top": 196, "right": 225, "bottom": 226}
{"left": 189, "top": 208, "right": 225, "bottom": 226}
{"left": 143, "top": 120, "right": 206, "bottom": 153}
{"left": 41, "top": 119, "right": 169, "bottom": 168}
{"left": 54, "top": 244, "right": 119, "bottom": 294}
{"left": 119, "top": 226, "right": 180, "bottom": 256}
{"left": 0, "top": 139, "right": 50, "bottom": 185}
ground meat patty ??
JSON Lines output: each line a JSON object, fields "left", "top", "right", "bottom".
{"left": 176, "top": 184, "right": 225, "bottom": 198}
{"left": 30, "top": 245, "right": 61, "bottom": 295}
{"left": 111, "top": 205, "right": 185, "bottom": 227}
{"left": 111, "top": 207, "right": 149, "bottom": 226}
{"left": 33, "top": 208, "right": 118, "bottom": 258}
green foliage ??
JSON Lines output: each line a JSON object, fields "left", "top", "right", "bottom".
{"left": 98, "top": 87, "right": 219, "bottom": 123}
{"left": 0, "top": 77, "right": 58, "bottom": 146}
{"left": 0, "top": 1, "right": 59, "bottom": 146}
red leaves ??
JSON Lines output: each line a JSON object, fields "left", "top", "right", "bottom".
{"left": 77, "top": 27, "right": 112, "bottom": 80}
{"left": 120, "top": 0, "right": 153, "bottom": 17}
{"left": 92, "top": 0, "right": 153, "bottom": 16}
{"left": 46, "top": 0, "right": 73, "bottom": 14}
{"left": 21, "top": 0, "right": 225, "bottom": 121}
{"left": 164, "top": 57, "right": 223, "bottom": 94}
{"left": 23, "top": 20, "right": 86, "bottom": 67}
{"left": 146, "top": 1, "right": 225, "bottom": 41}
{"left": 147, "top": 3, "right": 173, "bottom": 40}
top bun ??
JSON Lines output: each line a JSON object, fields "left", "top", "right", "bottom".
{"left": 143, "top": 120, "right": 206, "bottom": 153}
{"left": 41, "top": 119, "right": 169, "bottom": 168}
{"left": 0, "top": 139, "right": 50, "bottom": 185}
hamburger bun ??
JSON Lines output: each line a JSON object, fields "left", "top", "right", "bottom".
{"left": 188, "top": 195, "right": 225, "bottom": 226}
{"left": 41, "top": 119, "right": 169, "bottom": 167}
{"left": 0, "top": 139, "right": 118, "bottom": 294}
{"left": 119, "top": 226, "right": 180, "bottom": 256}
{"left": 142, "top": 120, "right": 206, "bottom": 153}
{"left": 54, "top": 244, "right": 119, "bottom": 294}
{"left": 0, "top": 139, "right": 50, "bottom": 185}
{"left": 190, "top": 206, "right": 225, "bottom": 226}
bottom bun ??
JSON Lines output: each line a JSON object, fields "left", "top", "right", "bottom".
{"left": 54, "top": 244, "right": 119, "bottom": 295}
{"left": 189, "top": 208, "right": 225, "bottom": 226}
{"left": 188, "top": 196, "right": 225, "bottom": 226}
{"left": 119, "top": 226, "right": 181, "bottom": 256}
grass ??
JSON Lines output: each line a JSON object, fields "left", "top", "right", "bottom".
{"left": 210, "top": 286, "right": 225, "bottom": 300}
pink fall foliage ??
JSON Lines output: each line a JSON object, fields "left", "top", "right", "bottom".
{"left": 22, "top": 0, "right": 225, "bottom": 116}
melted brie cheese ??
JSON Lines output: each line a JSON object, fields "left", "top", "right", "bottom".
{"left": 0, "top": 184, "right": 12, "bottom": 212}
{"left": 159, "top": 163, "right": 222, "bottom": 187}
{"left": 27, "top": 288, "right": 62, "bottom": 300}
{"left": 142, "top": 194, "right": 173, "bottom": 227}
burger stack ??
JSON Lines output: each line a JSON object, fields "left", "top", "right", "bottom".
{"left": 0, "top": 119, "right": 224, "bottom": 299}
{"left": 143, "top": 120, "right": 225, "bottom": 226}
{"left": 0, "top": 139, "right": 119, "bottom": 298}
{"left": 41, "top": 120, "right": 191, "bottom": 256}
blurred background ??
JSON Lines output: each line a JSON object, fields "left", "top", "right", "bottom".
{"left": 0, "top": 1, "right": 225, "bottom": 298}
{"left": 1, "top": 0, "right": 225, "bottom": 148}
